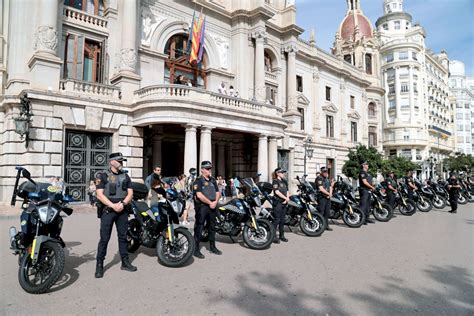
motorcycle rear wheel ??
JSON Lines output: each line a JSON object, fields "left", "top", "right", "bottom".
{"left": 398, "top": 200, "right": 416, "bottom": 216}
{"left": 299, "top": 212, "right": 326, "bottom": 236}
{"left": 156, "top": 227, "right": 195, "bottom": 267}
{"left": 342, "top": 207, "right": 365, "bottom": 228}
{"left": 242, "top": 218, "right": 275, "bottom": 250}
{"left": 126, "top": 219, "right": 141, "bottom": 253}
{"left": 18, "top": 241, "right": 65, "bottom": 294}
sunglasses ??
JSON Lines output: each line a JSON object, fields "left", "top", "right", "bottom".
{"left": 204, "top": 167, "right": 212, "bottom": 170}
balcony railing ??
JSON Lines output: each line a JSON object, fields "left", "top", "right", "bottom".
{"left": 134, "top": 84, "right": 282, "bottom": 116}
{"left": 60, "top": 79, "right": 120, "bottom": 99}
{"left": 63, "top": 6, "right": 108, "bottom": 33}
{"left": 265, "top": 71, "right": 277, "bottom": 81}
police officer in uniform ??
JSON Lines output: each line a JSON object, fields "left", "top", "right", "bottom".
{"left": 359, "top": 161, "right": 375, "bottom": 224}
{"left": 447, "top": 172, "right": 461, "bottom": 214}
{"left": 315, "top": 167, "right": 334, "bottom": 231}
{"left": 193, "top": 161, "right": 222, "bottom": 259}
{"left": 385, "top": 171, "right": 398, "bottom": 209}
{"left": 272, "top": 168, "right": 289, "bottom": 243}
{"left": 404, "top": 171, "right": 417, "bottom": 201}
{"left": 95, "top": 152, "right": 137, "bottom": 278}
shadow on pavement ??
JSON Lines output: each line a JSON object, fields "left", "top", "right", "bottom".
{"left": 349, "top": 265, "right": 474, "bottom": 315}
{"left": 50, "top": 242, "right": 96, "bottom": 292}
{"left": 206, "top": 271, "right": 350, "bottom": 315}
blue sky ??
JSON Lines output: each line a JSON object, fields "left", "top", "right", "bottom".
{"left": 296, "top": 0, "right": 474, "bottom": 76}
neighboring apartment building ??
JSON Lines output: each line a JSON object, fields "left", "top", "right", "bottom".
{"left": 449, "top": 60, "right": 474, "bottom": 155}
{"left": 0, "top": 0, "right": 383, "bottom": 203}
{"left": 375, "top": 0, "right": 454, "bottom": 179}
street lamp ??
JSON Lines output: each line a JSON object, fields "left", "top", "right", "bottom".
{"left": 13, "top": 94, "right": 33, "bottom": 148}
{"left": 427, "top": 156, "right": 437, "bottom": 179}
{"left": 303, "top": 137, "right": 313, "bottom": 176}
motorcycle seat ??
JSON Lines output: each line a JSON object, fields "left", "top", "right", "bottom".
{"left": 132, "top": 201, "right": 149, "bottom": 212}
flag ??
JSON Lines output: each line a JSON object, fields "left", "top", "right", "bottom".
{"left": 197, "top": 16, "right": 206, "bottom": 64}
{"left": 186, "top": 10, "right": 196, "bottom": 55}
{"left": 189, "top": 10, "right": 203, "bottom": 65}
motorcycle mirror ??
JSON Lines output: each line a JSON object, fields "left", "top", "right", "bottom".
{"left": 21, "top": 169, "right": 31, "bottom": 179}
{"left": 296, "top": 175, "right": 299, "bottom": 180}
{"left": 256, "top": 173, "right": 262, "bottom": 177}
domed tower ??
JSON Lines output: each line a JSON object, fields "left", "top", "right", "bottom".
{"left": 332, "top": 0, "right": 380, "bottom": 77}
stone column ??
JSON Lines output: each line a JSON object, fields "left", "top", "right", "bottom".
{"left": 152, "top": 134, "right": 162, "bottom": 168}
{"left": 288, "top": 149, "right": 295, "bottom": 193}
{"left": 217, "top": 142, "right": 226, "bottom": 177}
{"left": 111, "top": 0, "right": 141, "bottom": 102}
{"left": 257, "top": 135, "right": 268, "bottom": 182}
{"left": 199, "top": 126, "right": 213, "bottom": 164}
{"left": 225, "top": 143, "right": 233, "bottom": 178}
{"left": 268, "top": 137, "right": 278, "bottom": 178}
{"left": 253, "top": 30, "right": 266, "bottom": 101}
{"left": 282, "top": 44, "right": 301, "bottom": 130}
{"left": 28, "top": 0, "right": 62, "bottom": 91}
{"left": 183, "top": 125, "right": 197, "bottom": 175}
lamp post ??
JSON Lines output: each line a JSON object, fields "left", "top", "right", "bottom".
{"left": 427, "top": 156, "right": 437, "bottom": 180}
{"left": 13, "top": 94, "right": 33, "bottom": 148}
{"left": 303, "top": 137, "right": 313, "bottom": 176}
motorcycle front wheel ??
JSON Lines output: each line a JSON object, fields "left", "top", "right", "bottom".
{"left": 156, "top": 227, "right": 195, "bottom": 267}
{"left": 242, "top": 218, "right": 275, "bottom": 250}
{"left": 18, "top": 241, "right": 65, "bottom": 294}
{"left": 432, "top": 196, "right": 447, "bottom": 209}
{"left": 342, "top": 207, "right": 365, "bottom": 228}
{"left": 372, "top": 203, "right": 393, "bottom": 222}
{"left": 417, "top": 199, "right": 433, "bottom": 212}
{"left": 398, "top": 200, "right": 416, "bottom": 216}
{"left": 457, "top": 194, "right": 468, "bottom": 205}
{"left": 299, "top": 212, "right": 326, "bottom": 236}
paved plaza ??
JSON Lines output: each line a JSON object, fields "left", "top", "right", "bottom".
{"left": 1, "top": 204, "right": 473, "bottom": 315}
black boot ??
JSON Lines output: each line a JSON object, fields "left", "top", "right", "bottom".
{"left": 209, "top": 241, "right": 222, "bottom": 255}
{"left": 193, "top": 242, "right": 205, "bottom": 259}
{"left": 121, "top": 257, "right": 137, "bottom": 272}
{"left": 279, "top": 231, "right": 288, "bottom": 242}
{"left": 95, "top": 260, "right": 104, "bottom": 278}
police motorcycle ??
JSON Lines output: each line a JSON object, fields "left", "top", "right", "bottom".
{"left": 368, "top": 186, "right": 394, "bottom": 222}
{"left": 201, "top": 176, "right": 275, "bottom": 250}
{"left": 9, "top": 167, "right": 74, "bottom": 294}
{"left": 438, "top": 179, "right": 467, "bottom": 205}
{"left": 426, "top": 179, "right": 448, "bottom": 209}
{"left": 126, "top": 178, "right": 195, "bottom": 267}
{"left": 258, "top": 175, "right": 326, "bottom": 237}
{"left": 387, "top": 183, "right": 417, "bottom": 216}
{"left": 459, "top": 177, "right": 474, "bottom": 203}
{"left": 411, "top": 179, "right": 436, "bottom": 212}
{"left": 328, "top": 177, "right": 366, "bottom": 228}
{"left": 416, "top": 179, "right": 447, "bottom": 209}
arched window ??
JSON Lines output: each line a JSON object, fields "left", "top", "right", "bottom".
{"left": 365, "top": 53, "right": 373, "bottom": 74}
{"left": 368, "top": 102, "right": 376, "bottom": 117}
{"left": 264, "top": 51, "right": 273, "bottom": 72}
{"left": 164, "top": 34, "right": 207, "bottom": 88}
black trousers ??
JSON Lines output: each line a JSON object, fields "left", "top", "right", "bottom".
{"left": 387, "top": 192, "right": 396, "bottom": 209}
{"left": 273, "top": 202, "right": 287, "bottom": 235}
{"left": 97, "top": 210, "right": 128, "bottom": 261}
{"left": 449, "top": 192, "right": 458, "bottom": 211}
{"left": 359, "top": 189, "right": 371, "bottom": 217}
{"left": 194, "top": 204, "right": 217, "bottom": 244}
{"left": 317, "top": 198, "right": 331, "bottom": 223}
{"left": 407, "top": 189, "right": 414, "bottom": 201}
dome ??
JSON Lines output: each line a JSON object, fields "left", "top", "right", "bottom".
{"left": 340, "top": 13, "right": 373, "bottom": 40}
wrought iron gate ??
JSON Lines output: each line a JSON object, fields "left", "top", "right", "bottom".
{"left": 64, "top": 130, "right": 111, "bottom": 202}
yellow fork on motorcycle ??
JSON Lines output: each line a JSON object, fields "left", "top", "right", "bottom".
{"left": 30, "top": 238, "right": 37, "bottom": 259}
{"left": 307, "top": 210, "right": 313, "bottom": 220}
{"left": 348, "top": 204, "right": 354, "bottom": 215}
{"left": 251, "top": 216, "right": 257, "bottom": 229}
{"left": 167, "top": 225, "right": 173, "bottom": 242}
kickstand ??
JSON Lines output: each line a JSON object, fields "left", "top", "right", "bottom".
{"left": 287, "top": 225, "right": 293, "bottom": 232}
{"left": 229, "top": 235, "right": 236, "bottom": 243}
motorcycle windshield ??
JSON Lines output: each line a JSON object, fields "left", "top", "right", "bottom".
{"left": 242, "top": 177, "right": 262, "bottom": 196}
{"left": 302, "top": 180, "right": 315, "bottom": 193}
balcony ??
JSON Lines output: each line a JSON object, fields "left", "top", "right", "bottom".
{"left": 132, "top": 85, "right": 283, "bottom": 127}
{"left": 265, "top": 71, "right": 277, "bottom": 82}
{"left": 60, "top": 79, "right": 120, "bottom": 100}
{"left": 63, "top": 6, "right": 108, "bottom": 35}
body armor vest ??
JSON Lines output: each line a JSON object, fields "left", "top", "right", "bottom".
{"left": 103, "top": 170, "right": 128, "bottom": 201}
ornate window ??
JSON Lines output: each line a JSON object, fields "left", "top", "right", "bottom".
{"left": 326, "top": 115, "right": 334, "bottom": 138}
{"left": 63, "top": 34, "right": 104, "bottom": 83}
{"left": 296, "top": 75, "right": 303, "bottom": 92}
{"left": 365, "top": 53, "right": 372, "bottom": 75}
{"left": 298, "top": 107, "right": 305, "bottom": 130}
{"left": 368, "top": 126, "right": 377, "bottom": 146}
{"left": 164, "top": 34, "right": 206, "bottom": 88}
{"left": 350, "top": 95, "right": 355, "bottom": 109}
{"left": 64, "top": 0, "right": 105, "bottom": 16}
{"left": 351, "top": 122, "right": 357, "bottom": 142}
{"left": 368, "top": 102, "right": 376, "bottom": 117}
{"left": 325, "top": 86, "right": 331, "bottom": 101}
{"left": 264, "top": 52, "right": 273, "bottom": 72}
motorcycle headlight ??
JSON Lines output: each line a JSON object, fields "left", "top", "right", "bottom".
{"left": 170, "top": 200, "right": 181, "bottom": 214}
{"left": 38, "top": 205, "right": 59, "bottom": 224}
{"left": 253, "top": 196, "right": 262, "bottom": 207}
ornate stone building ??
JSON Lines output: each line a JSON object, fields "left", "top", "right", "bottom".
{"left": 0, "top": 0, "right": 383, "bottom": 203}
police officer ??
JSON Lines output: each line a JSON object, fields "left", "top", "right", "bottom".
{"left": 359, "top": 161, "right": 375, "bottom": 224}
{"left": 193, "top": 161, "right": 222, "bottom": 259}
{"left": 315, "top": 167, "right": 334, "bottom": 231}
{"left": 95, "top": 152, "right": 136, "bottom": 278}
{"left": 404, "top": 171, "right": 417, "bottom": 201}
{"left": 272, "top": 167, "right": 289, "bottom": 243}
{"left": 385, "top": 171, "right": 398, "bottom": 209}
{"left": 447, "top": 172, "right": 461, "bottom": 214}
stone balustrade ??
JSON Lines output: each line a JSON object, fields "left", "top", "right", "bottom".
{"left": 265, "top": 71, "right": 277, "bottom": 81}
{"left": 63, "top": 6, "right": 108, "bottom": 33}
{"left": 60, "top": 79, "right": 120, "bottom": 99}
{"left": 134, "top": 84, "right": 282, "bottom": 116}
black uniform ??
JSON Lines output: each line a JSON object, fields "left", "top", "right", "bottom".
{"left": 358, "top": 169, "right": 373, "bottom": 218}
{"left": 386, "top": 177, "right": 398, "bottom": 208}
{"left": 193, "top": 175, "right": 219, "bottom": 244}
{"left": 447, "top": 177, "right": 459, "bottom": 212}
{"left": 315, "top": 175, "right": 331, "bottom": 221}
{"left": 96, "top": 169, "right": 132, "bottom": 261}
{"left": 272, "top": 178, "right": 288, "bottom": 236}
{"left": 404, "top": 176, "right": 415, "bottom": 200}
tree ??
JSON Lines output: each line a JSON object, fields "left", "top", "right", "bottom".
{"left": 381, "top": 156, "right": 418, "bottom": 178}
{"left": 443, "top": 153, "right": 474, "bottom": 172}
{"left": 342, "top": 145, "right": 384, "bottom": 178}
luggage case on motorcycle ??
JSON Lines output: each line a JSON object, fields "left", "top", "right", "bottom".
{"left": 257, "top": 182, "right": 273, "bottom": 194}
{"left": 132, "top": 182, "right": 148, "bottom": 200}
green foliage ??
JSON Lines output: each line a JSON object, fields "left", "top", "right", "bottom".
{"left": 381, "top": 156, "right": 418, "bottom": 178}
{"left": 443, "top": 153, "right": 474, "bottom": 172}
{"left": 342, "top": 145, "right": 384, "bottom": 178}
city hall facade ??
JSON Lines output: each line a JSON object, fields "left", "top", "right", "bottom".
{"left": 1, "top": 0, "right": 387, "bottom": 202}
